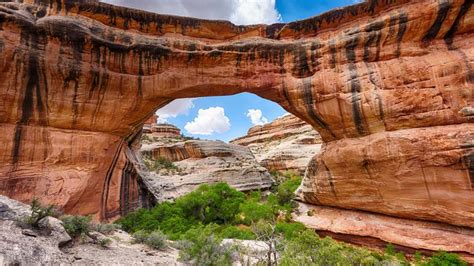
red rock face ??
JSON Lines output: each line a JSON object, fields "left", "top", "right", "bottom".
{"left": 0, "top": 0, "right": 472, "bottom": 231}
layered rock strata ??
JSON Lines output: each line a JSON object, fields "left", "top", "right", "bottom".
{"left": 0, "top": 0, "right": 471, "bottom": 241}
{"left": 232, "top": 114, "right": 322, "bottom": 175}
{"left": 141, "top": 138, "right": 273, "bottom": 201}
{"left": 295, "top": 203, "right": 474, "bottom": 263}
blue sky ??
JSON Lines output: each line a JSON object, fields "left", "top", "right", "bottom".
{"left": 100, "top": 0, "right": 359, "bottom": 141}
{"left": 153, "top": 0, "right": 359, "bottom": 142}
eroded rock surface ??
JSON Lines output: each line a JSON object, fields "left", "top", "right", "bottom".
{"left": 295, "top": 203, "right": 474, "bottom": 263}
{"left": 232, "top": 114, "right": 322, "bottom": 175}
{"left": 141, "top": 138, "right": 273, "bottom": 201}
{"left": 0, "top": 0, "right": 472, "bottom": 238}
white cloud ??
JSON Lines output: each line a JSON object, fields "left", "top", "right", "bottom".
{"left": 231, "top": 0, "right": 281, "bottom": 25}
{"left": 185, "top": 107, "right": 231, "bottom": 135}
{"left": 247, "top": 109, "right": 268, "bottom": 126}
{"left": 156, "top": 98, "right": 194, "bottom": 123}
{"left": 100, "top": 0, "right": 281, "bottom": 25}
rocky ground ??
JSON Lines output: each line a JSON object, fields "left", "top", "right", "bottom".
{"left": 0, "top": 194, "right": 273, "bottom": 265}
{"left": 0, "top": 195, "right": 181, "bottom": 265}
{"left": 141, "top": 136, "right": 273, "bottom": 202}
{"left": 231, "top": 114, "right": 322, "bottom": 175}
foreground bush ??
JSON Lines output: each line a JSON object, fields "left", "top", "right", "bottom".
{"left": 132, "top": 230, "right": 168, "bottom": 250}
{"left": 422, "top": 251, "right": 467, "bottom": 266}
{"left": 61, "top": 215, "right": 92, "bottom": 238}
{"left": 116, "top": 183, "right": 246, "bottom": 240}
{"left": 26, "top": 199, "right": 60, "bottom": 227}
{"left": 178, "top": 225, "right": 233, "bottom": 266}
{"left": 279, "top": 230, "right": 397, "bottom": 266}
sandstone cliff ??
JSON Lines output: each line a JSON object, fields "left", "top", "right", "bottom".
{"left": 141, "top": 137, "right": 273, "bottom": 201}
{"left": 0, "top": 0, "right": 472, "bottom": 252}
{"left": 232, "top": 114, "right": 322, "bottom": 175}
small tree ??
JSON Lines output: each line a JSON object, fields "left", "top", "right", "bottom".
{"left": 252, "top": 220, "right": 283, "bottom": 266}
{"left": 26, "top": 199, "right": 59, "bottom": 227}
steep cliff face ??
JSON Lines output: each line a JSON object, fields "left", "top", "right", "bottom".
{"left": 232, "top": 114, "right": 322, "bottom": 175}
{"left": 141, "top": 138, "right": 273, "bottom": 201}
{"left": 0, "top": 0, "right": 472, "bottom": 235}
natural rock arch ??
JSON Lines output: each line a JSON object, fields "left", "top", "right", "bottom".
{"left": 0, "top": 0, "right": 472, "bottom": 228}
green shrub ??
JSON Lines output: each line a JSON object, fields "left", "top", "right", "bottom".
{"left": 61, "top": 215, "right": 92, "bottom": 238}
{"left": 178, "top": 224, "right": 233, "bottom": 266}
{"left": 26, "top": 199, "right": 59, "bottom": 227}
{"left": 276, "top": 175, "right": 302, "bottom": 205}
{"left": 93, "top": 223, "right": 120, "bottom": 235}
{"left": 422, "top": 251, "right": 467, "bottom": 266}
{"left": 144, "top": 156, "right": 178, "bottom": 171}
{"left": 275, "top": 222, "right": 306, "bottom": 240}
{"left": 176, "top": 183, "right": 246, "bottom": 224}
{"left": 279, "top": 230, "right": 389, "bottom": 266}
{"left": 145, "top": 230, "right": 168, "bottom": 250}
{"left": 238, "top": 200, "right": 274, "bottom": 225}
{"left": 132, "top": 230, "right": 149, "bottom": 244}
{"left": 219, "top": 226, "right": 255, "bottom": 240}
{"left": 98, "top": 238, "right": 112, "bottom": 248}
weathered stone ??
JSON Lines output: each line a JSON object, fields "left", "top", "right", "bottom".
{"left": 232, "top": 114, "right": 322, "bottom": 175}
{"left": 141, "top": 138, "right": 273, "bottom": 201}
{"left": 38, "top": 216, "right": 72, "bottom": 246}
{"left": 295, "top": 203, "right": 474, "bottom": 263}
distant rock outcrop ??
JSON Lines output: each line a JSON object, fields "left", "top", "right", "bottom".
{"left": 232, "top": 114, "right": 322, "bottom": 175}
{"left": 141, "top": 137, "right": 273, "bottom": 202}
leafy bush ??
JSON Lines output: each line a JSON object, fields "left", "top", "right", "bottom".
{"left": 132, "top": 230, "right": 150, "bottom": 243}
{"left": 219, "top": 226, "right": 255, "bottom": 240}
{"left": 275, "top": 222, "right": 306, "bottom": 240}
{"left": 26, "top": 199, "right": 59, "bottom": 227}
{"left": 276, "top": 175, "right": 302, "bottom": 205}
{"left": 279, "top": 230, "right": 391, "bottom": 266}
{"left": 178, "top": 224, "right": 233, "bottom": 266}
{"left": 61, "top": 215, "right": 92, "bottom": 238}
{"left": 145, "top": 230, "right": 168, "bottom": 250}
{"left": 144, "top": 156, "right": 178, "bottom": 171}
{"left": 132, "top": 230, "right": 168, "bottom": 250}
{"left": 422, "top": 251, "right": 467, "bottom": 266}
{"left": 92, "top": 223, "right": 120, "bottom": 235}
{"left": 117, "top": 183, "right": 246, "bottom": 240}
{"left": 98, "top": 238, "right": 112, "bottom": 248}
{"left": 175, "top": 183, "right": 245, "bottom": 224}
{"left": 237, "top": 200, "right": 274, "bottom": 225}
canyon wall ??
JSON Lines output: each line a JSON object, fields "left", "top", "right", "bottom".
{"left": 141, "top": 137, "right": 273, "bottom": 202}
{"left": 231, "top": 114, "right": 322, "bottom": 175}
{"left": 0, "top": 0, "right": 472, "bottom": 244}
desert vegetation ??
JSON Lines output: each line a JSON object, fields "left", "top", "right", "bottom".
{"left": 115, "top": 174, "right": 467, "bottom": 265}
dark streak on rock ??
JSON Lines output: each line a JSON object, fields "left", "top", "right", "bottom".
{"left": 101, "top": 141, "right": 124, "bottom": 220}
{"left": 422, "top": 0, "right": 451, "bottom": 46}
{"left": 462, "top": 153, "right": 474, "bottom": 189}
{"left": 321, "top": 161, "right": 337, "bottom": 198}
{"left": 12, "top": 23, "right": 48, "bottom": 165}
{"left": 302, "top": 77, "right": 336, "bottom": 138}
{"left": 444, "top": 0, "right": 472, "bottom": 47}
{"left": 385, "top": 13, "right": 398, "bottom": 45}
{"left": 292, "top": 44, "right": 313, "bottom": 78}
{"left": 364, "top": 20, "right": 384, "bottom": 62}
{"left": 329, "top": 40, "right": 337, "bottom": 69}
{"left": 396, "top": 12, "right": 408, "bottom": 57}
{"left": 345, "top": 32, "right": 368, "bottom": 136}
{"left": 265, "top": 23, "right": 285, "bottom": 39}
